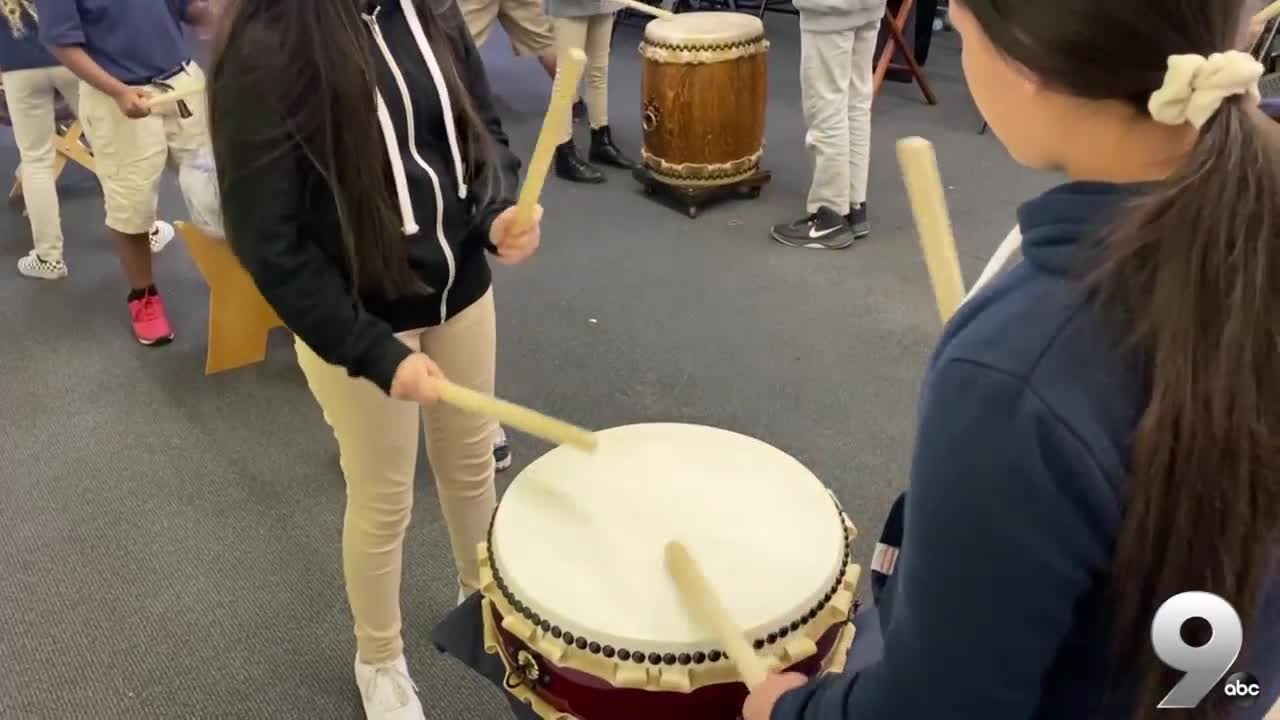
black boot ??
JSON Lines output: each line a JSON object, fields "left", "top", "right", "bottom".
{"left": 589, "top": 125, "right": 636, "bottom": 169}
{"left": 554, "top": 141, "right": 605, "bottom": 184}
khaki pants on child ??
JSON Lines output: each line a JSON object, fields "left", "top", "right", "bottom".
{"left": 77, "top": 61, "right": 209, "bottom": 236}
{"left": 460, "top": 0, "right": 556, "bottom": 54}
{"left": 552, "top": 14, "right": 614, "bottom": 139}
{"left": 800, "top": 20, "right": 879, "bottom": 214}
{"left": 296, "top": 289, "right": 498, "bottom": 665}
{"left": 3, "top": 65, "right": 80, "bottom": 263}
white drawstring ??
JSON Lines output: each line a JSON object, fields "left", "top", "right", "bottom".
{"left": 362, "top": 1, "right": 458, "bottom": 321}
{"left": 365, "top": 10, "right": 438, "bottom": 188}
{"left": 963, "top": 225, "right": 1022, "bottom": 304}
{"left": 398, "top": 0, "right": 468, "bottom": 200}
{"left": 1149, "top": 51, "right": 1264, "bottom": 129}
{"left": 374, "top": 92, "right": 420, "bottom": 236}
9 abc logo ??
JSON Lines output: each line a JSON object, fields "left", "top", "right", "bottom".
{"left": 1152, "top": 592, "right": 1264, "bottom": 708}
{"left": 1223, "top": 673, "right": 1263, "bottom": 702}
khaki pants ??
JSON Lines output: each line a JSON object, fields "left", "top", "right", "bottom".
{"left": 800, "top": 21, "right": 878, "bottom": 214}
{"left": 3, "top": 65, "right": 80, "bottom": 263}
{"left": 552, "top": 14, "right": 614, "bottom": 141}
{"left": 78, "top": 62, "right": 209, "bottom": 235}
{"left": 460, "top": 0, "right": 556, "bottom": 55}
{"left": 296, "top": 289, "right": 498, "bottom": 665}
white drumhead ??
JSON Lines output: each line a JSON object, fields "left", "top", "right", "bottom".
{"left": 489, "top": 423, "right": 846, "bottom": 654}
{"left": 642, "top": 11, "right": 764, "bottom": 47}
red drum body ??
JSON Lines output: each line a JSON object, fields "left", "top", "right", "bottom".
{"left": 484, "top": 602, "right": 849, "bottom": 720}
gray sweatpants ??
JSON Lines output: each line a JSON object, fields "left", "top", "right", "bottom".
{"left": 800, "top": 19, "right": 879, "bottom": 214}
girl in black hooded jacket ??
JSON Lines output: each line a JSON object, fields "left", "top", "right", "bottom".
{"left": 209, "top": 2, "right": 540, "bottom": 717}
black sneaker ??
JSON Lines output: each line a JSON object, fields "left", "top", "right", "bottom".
{"left": 494, "top": 425, "right": 512, "bottom": 472}
{"left": 770, "top": 207, "right": 853, "bottom": 249}
{"left": 554, "top": 140, "right": 606, "bottom": 184}
{"left": 847, "top": 203, "right": 870, "bottom": 239}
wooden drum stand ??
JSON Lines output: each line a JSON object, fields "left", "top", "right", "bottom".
{"left": 633, "top": 166, "right": 770, "bottom": 219}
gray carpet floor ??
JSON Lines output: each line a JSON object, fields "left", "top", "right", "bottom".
{"left": 0, "top": 15, "right": 1053, "bottom": 720}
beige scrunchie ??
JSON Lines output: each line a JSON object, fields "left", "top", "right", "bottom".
{"left": 1148, "top": 51, "right": 1264, "bottom": 128}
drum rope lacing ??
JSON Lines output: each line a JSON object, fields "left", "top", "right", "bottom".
{"left": 640, "top": 38, "right": 767, "bottom": 52}
{"left": 638, "top": 38, "right": 770, "bottom": 65}
{"left": 485, "top": 497, "right": 854, "bottom": 668}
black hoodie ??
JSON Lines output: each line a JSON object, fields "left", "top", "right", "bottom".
{"left": 212, "top": 0, "right": 521, "bottom": 393}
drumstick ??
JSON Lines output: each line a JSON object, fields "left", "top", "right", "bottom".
{"left": 435, "top": 379, "right": 598, "bottom": 452}
{"left": 664, "top": 541, "right": 771, "bottom": 689}
{"left": 513, "top": 48, "right": 587, "bottom": 233}
{"left": 896, "top": 137, "right": 966, "bottom": 323}
{"left": 144, "top": 85, "right": 206, "bottom": 109}
{"left": 1255, "top": 0, "right": 1280, "bottom": 24}
{"left": 612, "top": 0, "right": 676, "bottom": 19}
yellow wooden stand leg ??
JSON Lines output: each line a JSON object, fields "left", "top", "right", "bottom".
{"left": 176, "top": 221, "right": 284, "bottom": 374}
{"left": 55, "top": 121, "right": 95, "bottom": 173}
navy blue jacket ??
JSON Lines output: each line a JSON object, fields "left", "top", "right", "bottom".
{"left": 0, "top": 9, "right": 56, "bottom": 71}
{"left": 774, "top": 182, "right": 1280, "bottom": 719}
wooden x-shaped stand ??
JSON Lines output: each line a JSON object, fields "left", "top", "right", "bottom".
{"left": 175, "top": 221, "right": 285, "bottom": 375}
{"left": 873, "top": 0, "right": 937, "bottom": 105}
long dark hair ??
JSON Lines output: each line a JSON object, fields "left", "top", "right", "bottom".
{"left": 961, "top": 1, "right": 1280, "bottom": 718}
{"left": 208, "top": 0, "right": 497, "bottom": 298}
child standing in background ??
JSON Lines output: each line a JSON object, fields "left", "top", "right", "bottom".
{"left": 35, "top": 0, "right": 212, "bottom": 345}
{"left": 546, "top": 0, "right": 633, "bottom": 183}
{"left": 770, "top": 0, "right": 885, "bottom": 249}
{"left": 1, "top": 0, "right": 78, "bottom": 279}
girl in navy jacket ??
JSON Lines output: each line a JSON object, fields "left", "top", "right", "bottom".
{"left": 746, "top": 1, "right": 1280, "bottom": 719}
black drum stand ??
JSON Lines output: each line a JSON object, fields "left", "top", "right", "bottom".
{"left": 633, "top": 166, "right": 772, "bottom": 219}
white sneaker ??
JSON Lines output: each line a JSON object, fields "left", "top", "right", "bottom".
{"left": 17, "top": 252, "right": 67, "bottom": 279}
{"left": 149, "top": 221, "right": 175, "bottom": 253}
{"left": 354, "top": 655, "right": 426, "bottom": 720}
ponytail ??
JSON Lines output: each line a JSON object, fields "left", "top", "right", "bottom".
{"left": 1096, "top": 97, "right": 1280, "bottom": 720}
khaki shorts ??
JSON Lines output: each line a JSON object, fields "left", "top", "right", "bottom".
{"left": 460, "top": 0, "right": 555, "bottom": 55}
{"left": 79, "top": 62, "right": 210, "bottom": 236}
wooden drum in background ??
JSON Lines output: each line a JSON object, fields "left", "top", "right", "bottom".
{"left": 635, "top": 13, "right": 771, "bottom": 217}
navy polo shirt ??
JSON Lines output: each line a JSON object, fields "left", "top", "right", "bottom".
{"left": 0, "top": 14, "right": 58, "bottom": 71}
{"left": 34, "top": 0, "right": 192, "bottom": 85}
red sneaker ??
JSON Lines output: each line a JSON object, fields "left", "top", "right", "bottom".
{"left": 128, "top": 292, "right": 175, "bottom": 346}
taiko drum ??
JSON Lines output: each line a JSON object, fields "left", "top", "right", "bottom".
{"left": 638, "top": 13, "right": 769, "bottom": 188}
{"left": 478, "top": 423, "right": 861, "bottom": 719}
